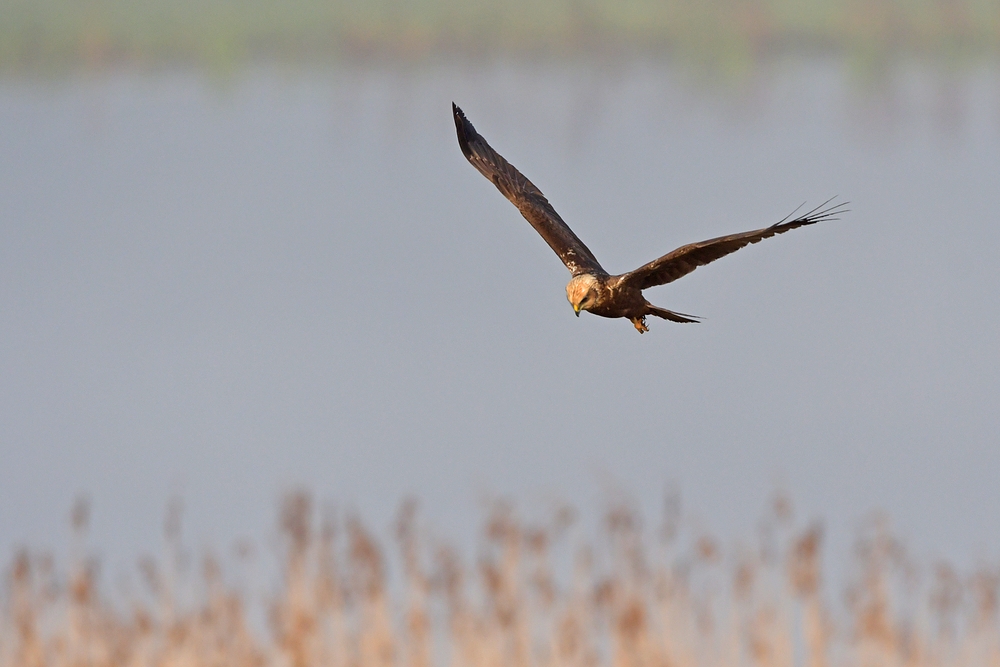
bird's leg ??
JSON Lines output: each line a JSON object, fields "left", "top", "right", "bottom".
{"left": 631, "top": 316, "right": 649, "bottom": 334}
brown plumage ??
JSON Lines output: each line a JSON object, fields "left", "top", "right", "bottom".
{"left": 452, "top": 103, "right": 846, "bottom": 333}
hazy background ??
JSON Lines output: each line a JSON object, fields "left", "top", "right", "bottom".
{"left": 1, "top": 0, "right": 999, "bottom": 592}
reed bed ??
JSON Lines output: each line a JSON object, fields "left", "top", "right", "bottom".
{"left": 2, "top": 493, "right": 998, "bottom": 667}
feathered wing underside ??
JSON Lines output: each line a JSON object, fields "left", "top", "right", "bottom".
{"left": 452, "top": 103, "right": 607, "bottom": 277}
{"left": 618, "top": 200, "right": 848, "bottom": 290}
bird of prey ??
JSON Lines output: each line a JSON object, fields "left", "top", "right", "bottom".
{"left": 452, "top": 103, "right": 846, "bottom": 333}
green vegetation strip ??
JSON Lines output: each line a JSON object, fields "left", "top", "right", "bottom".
{"left": 2, "top": 0, "right": 999, "bottom": 70}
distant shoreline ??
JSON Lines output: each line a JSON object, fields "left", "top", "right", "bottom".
{"left": 2, "top": 0, "right": 998, "bottom": 73}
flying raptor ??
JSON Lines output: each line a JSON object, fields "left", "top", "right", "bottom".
{"left": 452, "top": 103, "right": 846, "bottom": 333}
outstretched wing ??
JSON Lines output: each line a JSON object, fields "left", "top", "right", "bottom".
{"left": 453, "top": 103, "right": 607, "bottom": 277}
{"left": 618, "top": 200, "right": 848, "bottom": 290}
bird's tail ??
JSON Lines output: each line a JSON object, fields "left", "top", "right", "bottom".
{"left": 647, "top": 305, "right": 701, "bottom": 324}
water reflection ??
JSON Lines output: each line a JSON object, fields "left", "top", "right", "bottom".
{"left": 1, "top": 57, "right": 999, "bottom": 575}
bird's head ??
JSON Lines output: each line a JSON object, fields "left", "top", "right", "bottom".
{"left": 566, "top": 274, "right": 600, "bottom": 317}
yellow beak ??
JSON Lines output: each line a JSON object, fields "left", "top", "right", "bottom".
{"left": 573, "top": 304, "right": 581, "bottom": 316}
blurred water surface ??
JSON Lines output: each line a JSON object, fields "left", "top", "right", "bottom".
{"left": 1, "top": 58, "right": 999, "bottom": 580}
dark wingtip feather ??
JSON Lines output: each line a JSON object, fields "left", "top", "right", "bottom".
{"left": 775, "top": 197, "right": 850, "bottom": 229}
{"left": 799, "top": 197, "right": 850, "bottom": 225}
{"left": 452, "top": 102, "right": 475, "bottom": 159}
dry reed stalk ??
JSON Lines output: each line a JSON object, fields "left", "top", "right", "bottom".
{"left": 395, "top": 500, "right": 431, "bottom": 667}
{"left": 845, "top": 514, "right": 921, "bottom": 667}
{"left": 480, "top": 502, "right": 531, "bottom": 667}
{"left": 549, "top": 546, "right": 597, "bottom": 667}
{"left": 789, "top": 524, "right": 831, "bottom": 667}
{"left": 349, "top": 515, "right": 396, "bottom": 667}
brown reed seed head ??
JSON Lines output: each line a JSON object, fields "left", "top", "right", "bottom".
{"left": 789, "top": 523, "right": 823, "bottom": 596}
{"left": 696, "top": 535, "right": 720, "bottom": 564}
{"left": 70, "top": 497, "right": 90, "bottom": 534}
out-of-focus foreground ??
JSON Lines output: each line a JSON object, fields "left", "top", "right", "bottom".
{"left": 2, "top": 494, "right": 998, "bottom": 667}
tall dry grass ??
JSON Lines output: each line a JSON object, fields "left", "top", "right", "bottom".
{"left": 2, "top": 493, "right": 998, "bottom": 667}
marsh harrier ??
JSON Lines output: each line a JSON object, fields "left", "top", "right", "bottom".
{"left": 453, "top": 103, "right": 845, "bottom": 333}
